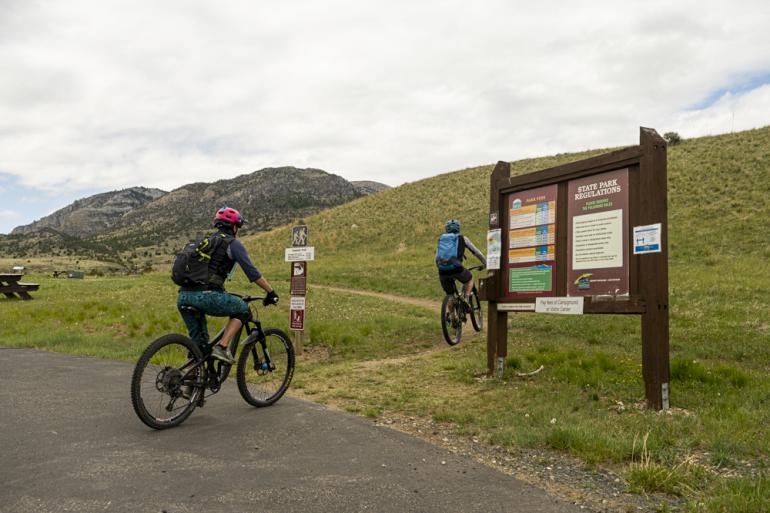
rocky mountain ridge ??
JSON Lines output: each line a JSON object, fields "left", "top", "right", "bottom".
{"left": 11, "top": 187, "right": 166, "bottom": 238}
{"left": 351, "top": 181, "right": 391, "bottom": 195}
{"left": 2, "top": 167, "right": 390, "bottom": 267}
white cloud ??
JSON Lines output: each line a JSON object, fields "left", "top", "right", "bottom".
{"left": 0, "top": 209, "right": 20, "bottom": 220}
{"left": 0, "top": 0, "right": 768, "bottom": 202}
{"left": 668, "top": 84, "right": 770, "bottom": 137}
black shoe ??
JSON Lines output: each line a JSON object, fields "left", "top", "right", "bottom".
{"left": 211, "top": 345, "right": 234, "bottom": 364}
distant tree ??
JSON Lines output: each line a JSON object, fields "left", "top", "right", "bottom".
{"left": 664, "top": 132, "right": 682, "bottom": 145}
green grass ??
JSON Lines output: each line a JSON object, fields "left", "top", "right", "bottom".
{"left": 0, "top": 273, "right": 443, "bottom": 366}
{"left": 692, "top": 473, "right": 770, "bottom": 513}
{"left": 3, "top": 126, "right": 769, "bottom": 512}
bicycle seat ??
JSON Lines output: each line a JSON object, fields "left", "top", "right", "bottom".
{"left": 179, "top": 305, "right": 203, "bottom": 316}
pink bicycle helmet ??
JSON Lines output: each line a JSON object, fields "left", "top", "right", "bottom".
{"left": 214, "top": 206, "right": 245, "bottom": 227}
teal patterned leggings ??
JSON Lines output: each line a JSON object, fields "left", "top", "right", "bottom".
{"left": 177, "top": 291, "right": 250, "bottom": 348}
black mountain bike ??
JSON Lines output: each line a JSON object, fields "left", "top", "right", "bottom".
{"left": 441, "top": 265, "right": 484, "bottom": 346}
{"left": 131, "top": 294, "right": 295, "bottom": 430}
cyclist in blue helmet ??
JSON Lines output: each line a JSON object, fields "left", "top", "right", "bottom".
{"left": 435, "top": 219, "right": 486, "bottom": 301}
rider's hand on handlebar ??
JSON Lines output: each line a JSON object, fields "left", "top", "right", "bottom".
{"left": 263, "top": 290, "right": 279, "bottom": 306}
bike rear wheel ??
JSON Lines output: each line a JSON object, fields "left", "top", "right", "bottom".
{"left": 237, "top": 328, "right": 295, "bottom": 407}
{"left": 441, "top": 294, "right": 463, "bottom": 345}
{"left": 470, "top": 288, "right": 483, "bottom": 332}
{"left": 131, "top": 334, "right": 204, "bottom": 430}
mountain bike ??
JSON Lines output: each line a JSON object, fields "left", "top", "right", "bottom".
{"left": 131, "top": 294, "right": 295, "bottom": 430}
{"left": 440, "top": 265, "right": 484, "bottom": 346}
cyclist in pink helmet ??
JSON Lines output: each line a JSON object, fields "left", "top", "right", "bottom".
{"left": 177, "top": 206, "right": 278, "bottom": 364}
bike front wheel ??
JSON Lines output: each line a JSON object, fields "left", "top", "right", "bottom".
{"left": 441, "top": 295, "right": 463, "bottom": 346}
{"left": 131, "top": 334, "right": 204, "bottom": 430}
{"left": 470, "top": 288, "right": 483, "bottom": 332}
{"left": 237, "top": 328, "right": 295, "bottom": 407}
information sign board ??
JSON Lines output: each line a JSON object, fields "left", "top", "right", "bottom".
{"left": 486, "top": 229, "right": 501, "bottom": 270}
{"left": 481, "top": 128, "right": 670, "bottom": 410}
{"left": 290, "top": 262, "right": 307, "bottom": 295}
{"left": 496, "top": 302, "right": 535, "bottom": 312}
{"left": 633, "top": 223, "right": 662, "bottom": 254}
{"left": 504, "top": 184, "right": 558, "bottom": 298}
{"left": 285, "top": 247, "right": 315, "bottom": 262}
{"left": 289, "top": 296, "right": 306, "bottom": 331}
{"left": 567, "top": 169, "right": 629, "bottom": 297}
{"left": 535, "top": 297, "right": 584, "bottom": 315}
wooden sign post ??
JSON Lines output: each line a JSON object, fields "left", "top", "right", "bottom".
{"left": 286, "top": 224, "right": 313, "bottom": 355}
{"left": 479, "top": 127, "right": 670, "bottom": 410}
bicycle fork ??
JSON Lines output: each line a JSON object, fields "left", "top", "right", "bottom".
{"left": 247, "top": 326, "right": 276, "bottom": 374}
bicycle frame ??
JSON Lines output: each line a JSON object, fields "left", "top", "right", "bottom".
{"left": 181, "top": 304, "right": 271, "bottom": 397}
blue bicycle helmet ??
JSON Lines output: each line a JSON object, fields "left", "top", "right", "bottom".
{"left": 445, "top": 219, "right": 461, "bottom": 233}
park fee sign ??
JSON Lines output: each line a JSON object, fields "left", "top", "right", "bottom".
{"left": 479, "top": 127, "right": 670, "bottom": 410}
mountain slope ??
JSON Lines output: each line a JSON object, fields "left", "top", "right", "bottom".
{"left": 0, "top": 227, "right": 122, "bottom": 262}
{"left": 2, "top": 167, "right": 370, "bottom": 265}
{"left": 351, "top": 180, "right": 391, "bottom": 195}
{"left": 99, "top": 167, "right": 363, "bottom": 250}
{"left": 11, "top": 187, "right": 166, "bottom": 238}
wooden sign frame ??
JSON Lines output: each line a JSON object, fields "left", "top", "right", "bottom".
{"left": 479, "top": 127, "right": 670, "bottom": 410}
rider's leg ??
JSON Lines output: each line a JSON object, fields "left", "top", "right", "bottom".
{"left": 200, "top": 292, "right": 250, "bottom": 350}
{"left": 458, "top": 268, "right": 474, "bottom": 301}
{"left": 177, "top": 292, "right": 209, "bottom": 348}
{"left": 218, "top": 318, "right": 243, "bottom": 349}
{"left": 463, "top": 278, "right": 474, "bottom": 298}
{"left": 439, "top": 273, "right": 456, "bottom": 314}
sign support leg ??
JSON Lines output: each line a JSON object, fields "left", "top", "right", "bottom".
{"left": 638, "top": 127, "right": 670, "bottom": 410}
{"left": 486, "top": 302, "right": 508, "bottom": 376}
{"left": 293, "top": 330, "right": 304, "bottom": 355}
{"left": 642, "top": 308, "right": 669, "bottom": 410}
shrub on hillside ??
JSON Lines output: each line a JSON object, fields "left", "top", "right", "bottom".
{"left": 664, "top": 132, "right": 682, "bottom": 145}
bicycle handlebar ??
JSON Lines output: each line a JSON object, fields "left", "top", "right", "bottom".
{"left": 229, "top": 293, "right": 264, "bottom": 303}
{"left": 467, "top": 265, "right": 485, "bottom": 271}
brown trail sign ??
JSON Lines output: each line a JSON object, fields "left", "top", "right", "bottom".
{"left": 478, "top": 127, "right": 670, "bottom": 410}
{"left": 286, "top": 224, "right": 313, "bottom": 355}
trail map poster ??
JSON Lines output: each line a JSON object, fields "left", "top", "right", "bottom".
{"left": 567, "top": 168, "right": 629, "bottom": 296}
{"left": 505, "top": 184, "right": 557, "bottom": 298}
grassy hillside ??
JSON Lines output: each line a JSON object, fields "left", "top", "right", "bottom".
{"left": 244, "top": 127, "right": 770, "bottom": 295}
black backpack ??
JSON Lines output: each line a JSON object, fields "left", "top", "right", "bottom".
{"left": 171, "top": 233, "right": 231, "bottom": 287}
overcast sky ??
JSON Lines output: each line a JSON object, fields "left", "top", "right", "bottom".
{"left": 1, "top": 0, "right": 769, "bottom": 233}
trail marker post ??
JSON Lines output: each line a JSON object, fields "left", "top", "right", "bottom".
{"left": 478, "top": 127, "right": 670, "bottom": 410}
{"left": 286, "top": 224, "right": 313, "bottom": 355}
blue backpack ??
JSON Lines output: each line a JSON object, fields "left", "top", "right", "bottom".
{"left": 436, "top": 233, "right": 463, "bottom": 271}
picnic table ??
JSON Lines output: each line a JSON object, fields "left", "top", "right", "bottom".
{"left": 0, "top": 274, "right": 40, "bottom": 300}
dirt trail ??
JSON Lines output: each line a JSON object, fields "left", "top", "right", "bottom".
{"left": 313, "top": 283, "right": 441, "bottom": 312}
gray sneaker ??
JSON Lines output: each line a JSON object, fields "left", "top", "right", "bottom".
{"left": 211, "top": 345, "right": 234, "bottom": 364}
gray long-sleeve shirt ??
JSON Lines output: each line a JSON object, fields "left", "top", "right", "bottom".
{"left": 463, "top": 236, "right": 487, "bottom": 267}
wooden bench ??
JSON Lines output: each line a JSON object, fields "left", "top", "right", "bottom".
{"left": 0, "top": 274, "right": 40, "bottom": 300}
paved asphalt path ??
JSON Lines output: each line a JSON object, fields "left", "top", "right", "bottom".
{"left": 0, "top": 348, "right": 589, "bottom": 513}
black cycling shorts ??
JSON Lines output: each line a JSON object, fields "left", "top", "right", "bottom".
{"left": 439, "top": 268, "right": 472, "bottom": 295}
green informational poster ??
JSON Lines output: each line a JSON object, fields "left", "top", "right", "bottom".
{"left": 505, "top": 183, "right": 558, "bottom": 298}
{"left": 509, "top": 265, "right": 553, "bottom": 292}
